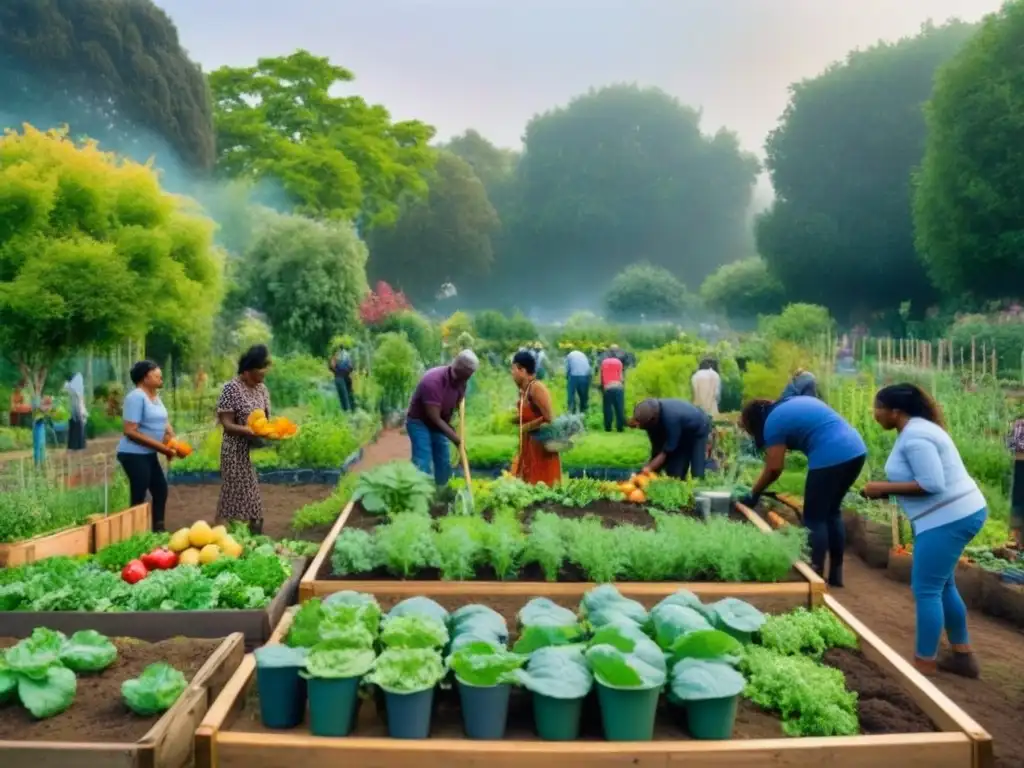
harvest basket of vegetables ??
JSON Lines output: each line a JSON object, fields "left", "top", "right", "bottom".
{"left": 246, "top": 410, "right": 298, "bottom": 440}
{"left": 531, "top": 414, "right": 584, "bottom": 453}
{"left": 194, "top": 587, "right": 990, "bottom": 768}
{"left": 0, "top": 628, "right": 244, "bottom": 768}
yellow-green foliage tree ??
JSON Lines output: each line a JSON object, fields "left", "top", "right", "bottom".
{"left": 0, "top": 126, "right": 222, "bottom": 395}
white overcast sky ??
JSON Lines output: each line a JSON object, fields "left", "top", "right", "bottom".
{"left": 158, "top": 0, "right": 1002, "bottom": 157}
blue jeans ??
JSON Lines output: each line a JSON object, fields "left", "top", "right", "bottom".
{"left": 568, "top": 375, "right": 590, "bottom": 413}
{"left": 912, "top": 508, "right": 987, "bottom": 659}
{"left": 407, "top": 419, "right": 452, "bottom": 486}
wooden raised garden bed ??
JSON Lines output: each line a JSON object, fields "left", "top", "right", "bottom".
{"left": 194, "top": 592, "right": 991, "bottom": 768}
{"left": 0, "top": 558, "right": 305, "bottom": 649}
{"left": 298, "top": 501, "right": 826, "bottom": 608}
{"left": 0, "top": 521, "right": 94, "bottom": 568}
{"left": 0, "top": 631, "right": 245, "bottom": 768}
{"left": 92, "top": 503, "right": 152, "bottom": 551}
{"left": 0, "top": 504, "right": 152, "bottom": 568}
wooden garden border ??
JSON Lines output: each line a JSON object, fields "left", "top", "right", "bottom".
{"left": 194, "top": 594, "right": 992, "bottom": 768}
{"left": 298, "top": 501, "right": 826, "bottom": 607}
{"left": 0, "top": 558, "right": 305, "bottom": 648}
{"left": 0, "top": 631, "right": 245, "bottom": 768}
{"left": 0, "top": 503, "right": 150, "bottom": 568}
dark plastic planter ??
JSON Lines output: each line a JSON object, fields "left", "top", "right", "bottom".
{"left": 307, "top": 676, "right": 361, "bottom": 737}
{"left": 383, "top": 687, "right": 435, "bottom": 739}
{"left": 532, "top": 692, "right": 584, "bottom": 741}
{"left": 457, "top": 680, "right": 511, "bottom": 740}
{"left": 595, "top": 683, "right": 660, "bottom": 741}
{"left": 256, "top": 666, "right": 307, "bottom": 729}
{"left": 685, "top": 695, "right": 740, "bottom": 740}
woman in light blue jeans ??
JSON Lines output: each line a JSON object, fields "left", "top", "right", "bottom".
{"left": 863, "top": 383, "right": 985, "bottom": 678}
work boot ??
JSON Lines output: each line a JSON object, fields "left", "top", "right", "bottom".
{"left": 913, "top": 656, "right": 938, "bottom": 676}
{"left": 937, "top": 645, "right": 981, "bottom": 679}
{"left": 828, "top": 565, "right": 844, "bottom": 588}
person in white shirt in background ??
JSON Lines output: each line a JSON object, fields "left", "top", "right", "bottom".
{"left": 691, "top": 358, "right": 721, "bottom": 417}
{"left": 564, "top": 348, "right": 592, "bottom": 413}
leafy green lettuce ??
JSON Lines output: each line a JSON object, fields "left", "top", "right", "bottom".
{"left": 302, "top": 640, "right": 375, "bottom": 679}
{"left": 449, "top": 641, "right": 526, "bottom": 687}
{"left": 365, "top": 648, "right": 445, "bottom": 694}
{"left": 122, "top": 662, "right": 188, "bottom": 716}
{"left": 516, "top": 646, "right": 593, "bottom": 699}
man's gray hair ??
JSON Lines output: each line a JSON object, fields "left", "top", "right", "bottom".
{"left": 454, "top": 349, "right": 479, "bottom": 370}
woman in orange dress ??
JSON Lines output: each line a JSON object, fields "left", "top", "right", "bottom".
{"left": 511, "top": 350, "right": 562, "bottom": 485}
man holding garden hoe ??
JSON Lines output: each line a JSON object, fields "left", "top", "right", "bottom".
{"left": 406, "top": 350, "right": 479, "bottom": 485}
{"left": 630, "top": 398, "right": 711, "bottom": 480}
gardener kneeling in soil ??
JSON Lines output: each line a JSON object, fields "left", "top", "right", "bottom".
{"left": 406, "top": 350, "right": 479, "bottom": 485}
{"left": 630, "top": 398, "right": 711, "bottom": 480}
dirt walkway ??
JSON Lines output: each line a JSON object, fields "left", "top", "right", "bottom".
{"left": 0, "top": 435, "right": 120, "bottom": 465}
{"left": 838, "top": 556, "right": 1024, "bottom": 768}
{"left": 346, "top": 428, "right": 410, "bottom": 472}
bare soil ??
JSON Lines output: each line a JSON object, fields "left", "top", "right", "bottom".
{"left": 836, "top": 556, "right": 1024, "bottom": 768}
{"left": 165, "top": 483, "right": 336, "bottom": 542}
{"left": 0, "top": 636, "right": 223, "bottom": 742}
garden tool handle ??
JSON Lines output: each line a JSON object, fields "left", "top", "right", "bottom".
{"left": 458, "top": 399, "right": 472, "bottom": 487}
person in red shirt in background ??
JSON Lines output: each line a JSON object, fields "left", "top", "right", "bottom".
{"left": 600, "top": 345, "right": 626, "bottom": 432}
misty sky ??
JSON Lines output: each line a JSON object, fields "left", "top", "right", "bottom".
{"left": 158, "top": 0, "right": 1001, "bottom": 158}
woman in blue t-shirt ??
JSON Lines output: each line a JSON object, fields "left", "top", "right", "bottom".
{"left": 739, "top": 396, "right": 867, "bottom": 586}
{"left": 117, "top": 361, "right": 182, "bottom": 532}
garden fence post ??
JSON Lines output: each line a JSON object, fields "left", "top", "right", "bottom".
{"left": 103, "top": 454, "right": 109, "bottom": 514}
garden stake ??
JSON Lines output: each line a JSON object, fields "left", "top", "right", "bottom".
{"left": 458, "top": 398, "right": 472, "bottom": 502}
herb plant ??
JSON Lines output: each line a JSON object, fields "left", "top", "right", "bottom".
{"left": 353, "top": 461, "right": 436, "bottom": 516}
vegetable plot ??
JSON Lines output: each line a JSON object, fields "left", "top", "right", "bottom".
{"left": 0, "top": 630, "right": 244, "bottom": 768}
{"left": 205, "top": 586, "right": 967, "bottom": 761}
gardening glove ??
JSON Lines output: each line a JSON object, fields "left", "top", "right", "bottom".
{"left": 738, "top": 492, "right": 761, "bottom": 509}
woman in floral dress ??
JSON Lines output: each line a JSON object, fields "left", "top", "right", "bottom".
{"left": 216, "top": 345, "right": 273, "bottom": 533}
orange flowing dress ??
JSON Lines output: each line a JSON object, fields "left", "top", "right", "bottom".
{"left": 513, "top": 379, "right": 562, "bottom": 486}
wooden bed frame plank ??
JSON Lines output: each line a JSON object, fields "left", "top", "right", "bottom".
{"left": 209, "top": 731, "right": 971, "bottom": 768}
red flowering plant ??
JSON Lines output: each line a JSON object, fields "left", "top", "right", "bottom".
{"left": 359, "top": 281, "right": 411, "bottom": 326}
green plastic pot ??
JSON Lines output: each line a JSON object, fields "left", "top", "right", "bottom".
{"left": 596, "top": 682, "right": 660, "bottom": 741}
{"left": 685, "top": 695, "right": 739, "bottom": 740}
{"left": 384, "top": 687, "right": 435, "bottom": 739}
{"left": 255, "top": 666, "right": 306, "bottom": 729}
{"left": 307, "top": 676, "right": 361, "bottom": 737}
{"left": 458, "top": 681, "right": 511, "bottom": 739}
{"left": 532, "top": 693, "right": 584, "bottom": 741}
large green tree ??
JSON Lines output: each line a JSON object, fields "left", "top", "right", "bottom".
{"left": 700, "top": 258, "right": 785, "bottom": 320}
{"left": 209, "top": 50, "right": 436, "bottom": 226}
{"left": 0, "top": 126, "right": 222, "bottom": 394}
{"left": 756, "top": 21, "right": 976, "bottom": 320}
{"left": 243, "top": 212, "right": 368, "bottom": 354}
{"left": 506, "top": 85, "right": 758, "bottom": 307}
{"left": 368, "top": 151, "right": 499, "bottom": 303}
{"left": 0, "top": 0, "right": 215, "bottom": 170}
{"left": 915, "top": 3, "right": 1024, "bottom": 300}
{"left": 604, "top": 264, "right": 691, "bottom": 321}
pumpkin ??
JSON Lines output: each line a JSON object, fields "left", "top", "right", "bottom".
{"left": 627, "top": 489, "right": 646, "bottom": 504}
{"left": 618, "top": 482, "right": 636, "bottom": 494}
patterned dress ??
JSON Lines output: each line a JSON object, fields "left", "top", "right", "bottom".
{"left": 216, "top": 377, "right": 271, "bottom": 523}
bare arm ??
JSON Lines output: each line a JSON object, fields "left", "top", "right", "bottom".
{"left": 218, "top": 411, "right": 256, "bottom": 439}
{"left": 750, "top": 444, "right": 786, "bottom": 495}
{"left": 425, "top": 403, "right": 460, "bottom": 445}
{"left": 123, "top": 422, "right": 175, "bottom": 457}
{"left": 644, "top": 452, "right": 667, "bottom": 473}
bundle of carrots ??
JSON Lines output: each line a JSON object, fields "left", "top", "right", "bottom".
{"left": 246, "top": 409, "right": 298, "bottom": 440}
{"left": 765, "top": 510, "right": 788, "bottom": 529}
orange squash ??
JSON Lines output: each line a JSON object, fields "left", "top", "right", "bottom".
{"left": 628, "top": 489, "right": 646, "bottom": 504}
{"left": 619, "top": 482, "right": 637, "bottom": 495}
{"left": 634, "top": 475, "right": 651, "bottom": 489}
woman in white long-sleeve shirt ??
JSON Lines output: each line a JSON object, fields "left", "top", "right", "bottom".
{"left": 862, "top": 383, "right": 986, "bottom": 678}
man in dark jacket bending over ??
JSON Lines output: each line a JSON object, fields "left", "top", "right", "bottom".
{"left": 631, "top": 398, "right": 711, "bottom": 480}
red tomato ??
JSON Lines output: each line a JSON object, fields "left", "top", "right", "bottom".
{"left": 121, "top": 559, "right": 149, "bottom": 584}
